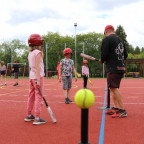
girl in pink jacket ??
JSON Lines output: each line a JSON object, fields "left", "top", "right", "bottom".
{"left": 82, "top": 60, "right": 89, "bottom": 88}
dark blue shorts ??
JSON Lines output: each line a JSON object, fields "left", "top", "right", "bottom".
{"left": 1, "top": 71, "right": 6, "bottom": 75}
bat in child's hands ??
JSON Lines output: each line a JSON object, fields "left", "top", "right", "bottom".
{"left": 37, "top": 86, "right": 57, "bottom": 123}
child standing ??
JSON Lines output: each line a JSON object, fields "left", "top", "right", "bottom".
{"left": 24, "top": 34, "right": 46, "bottom": 125}
{"left": 59, "top": 48, "right": 77, "bottom": 104}
{"left": 12, "top": 60, "right": 20, "bottom": 86}
{"left": 0, "top": 61, "right": 7, "bottom": 86}
{"left": 82, "top": 60, "right": 89, "bottom": 88}
{"left": 56, "top": 62, "right": 60, "bottom": 80}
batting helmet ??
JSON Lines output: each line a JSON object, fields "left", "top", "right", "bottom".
{"left": 63, "top": 48, "right": 72, "bottom": 56}
{"left": 28, "top": 34, "right": 44, "bottom": 46}
{"left": 83, "top": 60, "right": 88, "bottom": 64}
{"left": 104, "top": 25, "right": 114, "bottom": 34}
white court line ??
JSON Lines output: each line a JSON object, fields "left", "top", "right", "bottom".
{"left": 0, "top": 94, "right": 103, "bottom": 98}
{"left": 1, "top": 94, "right": 144, "bottom": 99}
{"left": 0, "top": 100, "right": 144, "bottom": 105}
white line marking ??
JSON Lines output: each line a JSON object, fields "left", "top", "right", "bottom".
{"left": 0, "top": 100, "right": 144, "bottom": 105}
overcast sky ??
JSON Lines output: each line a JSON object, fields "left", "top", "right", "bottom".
{"left": 0, "top": 0, "right": 143, "bottom": 48}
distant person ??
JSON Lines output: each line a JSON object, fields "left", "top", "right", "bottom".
{"left": 12, "top": 60, "right": 20, "bottom": 86}
{"left": 82, "top": 60, "right": 89, "bottom": 88}
{"left": 56, "top": 62, "right": 60, "bottom": 80}
{"left": 0, "top": 61, "right": 7, "bottom": 86}
{"left": 99, "top": 25, "right": 128, "bottom": 118}
{"left": 24, "top": 33, "right": 46, "bottom": 125}
{"left": 59, "top": 48, "right": 77, "bottom": 104}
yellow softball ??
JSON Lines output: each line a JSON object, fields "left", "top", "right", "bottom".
{"left": 74, "top": 89, "right": 95, "bottom": 109}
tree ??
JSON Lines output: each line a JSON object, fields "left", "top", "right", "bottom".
{"left": 128, "top": 53, "right": 134, "bottom": 59}
{"left": 134, "top": 46, "right": 140, "bottom": 54}
{"left": 115, "top": 25, "right": 129, "bottom": 52}
{"left": 127, "top": 44, "right": 135, "bottom": 54}
{"left": 0, "top": 39, "right": 28, "bottom": 68}
{"left": 141, "top": 47, "right": 144, "bottom": 53}
{"left": 42, "top": 32, "right": 74, "bottom": 72}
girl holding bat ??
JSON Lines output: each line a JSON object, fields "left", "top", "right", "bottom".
{"left": 82, "top": 60, "right": 89, "bottom": 88}
{"left": 24, "top": 34, "right": 46, "bottom": 125}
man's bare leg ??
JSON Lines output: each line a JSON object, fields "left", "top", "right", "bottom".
{"left": 110, "top": 88, "right": 124, "bottom": 109}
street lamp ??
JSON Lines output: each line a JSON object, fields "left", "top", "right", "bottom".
{"left": 46, "top": 43, "right": 48, "bottom": 79}
{"left": 10, "top": 44, "right": 13, "bottom": 69}
{"left": 83, "top": 42, "right": 85, "bottom": 61}
{"left": 74, "top": 23, "right": 77, "bottom": 71}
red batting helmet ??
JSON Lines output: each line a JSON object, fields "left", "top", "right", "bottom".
{"left": 63, "top": 48, "right": 72, "bottom": 56}
{"left": 83, "top": 60, "right": 88, "bottom": 64}
{"left": 28, "top": 34, "right": 44, "bottom": 46}
{"left": 104, "top": 25, "right": 114, "bottom": 34}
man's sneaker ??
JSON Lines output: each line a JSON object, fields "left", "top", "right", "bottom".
{"left": 67, "top": 98, "right": 72, "bottom": 102}
{"left": 106, "top": 107, "right": 119, "bottom": 115}
{"left": 112, "top": 109, "right": 127, "bottom": 118}
{"left": 33, "top": 118, "right": 47, "bottom": 125}
{"left": 65, "top": 98, "right": 69, "bottom": 104}
{"left": 13, "top": 83, "right": 18, "bottom": 86}
{"left": 24, "top": 115, "right": 35, "bottom": 122}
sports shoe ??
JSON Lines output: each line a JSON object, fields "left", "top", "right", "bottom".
{"left": 33, "top": 118, "right": 47, "bottom": 125}
{"left": 65, "top": 98, "right": 69, "bottom": 104}
{"left": 112, "top": 109, "right": 127, "bottom": 118}
{"left": 24, "top": 115, "right": 35, "bottom": 122}
{"left": 106, "top": 107, "right": 119, "bottom": 115}
{"left": 13, "top": 83, "right": 18, "bottom": 86}
{"left": 67, "top": 97, "right": 72, "bottom": 102}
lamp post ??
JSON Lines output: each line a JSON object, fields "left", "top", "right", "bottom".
{"left": 46, "top": 44, "right": 48, "bottom": 78}
{"left": 74, "top": 23, "right": 77, "bottom": 71}
{"left": 11, "top": 47, "right": 12, "bottom": 67}
{"left": 83, "top": 42, "right": 85, "bottom": 61}
{"left": 11, "top": 44, "right": 13, "bottom": 69}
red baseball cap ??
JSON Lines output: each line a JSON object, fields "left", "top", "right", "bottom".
{"left": 104, "top": 25, "right": 114, "bottom": 34}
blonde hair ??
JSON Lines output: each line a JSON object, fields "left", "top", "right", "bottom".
{"left": 1, "top": 61, "right": 5, "bottom": 66}
{"left": 29, "top": 46, "right": 42, "bottom": 52}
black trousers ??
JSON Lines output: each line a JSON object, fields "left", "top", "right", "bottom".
{"left": 83, "top": 75, "right": 88, "bottom": 88}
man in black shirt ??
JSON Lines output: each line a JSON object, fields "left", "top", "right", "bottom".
{"left": 12, "top": 60, "right": 20, "bottom": 86}
{"left": 99, "top": 25, "right": 128, "bottom": 118}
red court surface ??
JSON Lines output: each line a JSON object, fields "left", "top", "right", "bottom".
{"left": 0, "top": 78, "right": 144, "bottom": 144}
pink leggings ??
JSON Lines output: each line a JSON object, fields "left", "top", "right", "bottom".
{"left": 26, "top": 77, "right": 44, "bottom": 118}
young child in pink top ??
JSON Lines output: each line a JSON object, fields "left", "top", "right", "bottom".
{"left": 82, "top": 60, "right": 89, "bottom": 88}
{"left": 0, "top": 61, "right": 7, "bottom": 86}
{"left": 24, "top": 34, "right": 46, "bottom": 125}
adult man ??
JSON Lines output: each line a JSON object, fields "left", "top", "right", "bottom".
{"left": 99, "top": 25, "right": 128, "bottom": 118}
{"left": 12, "top": 60, "right": 20, "bottom": 86}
